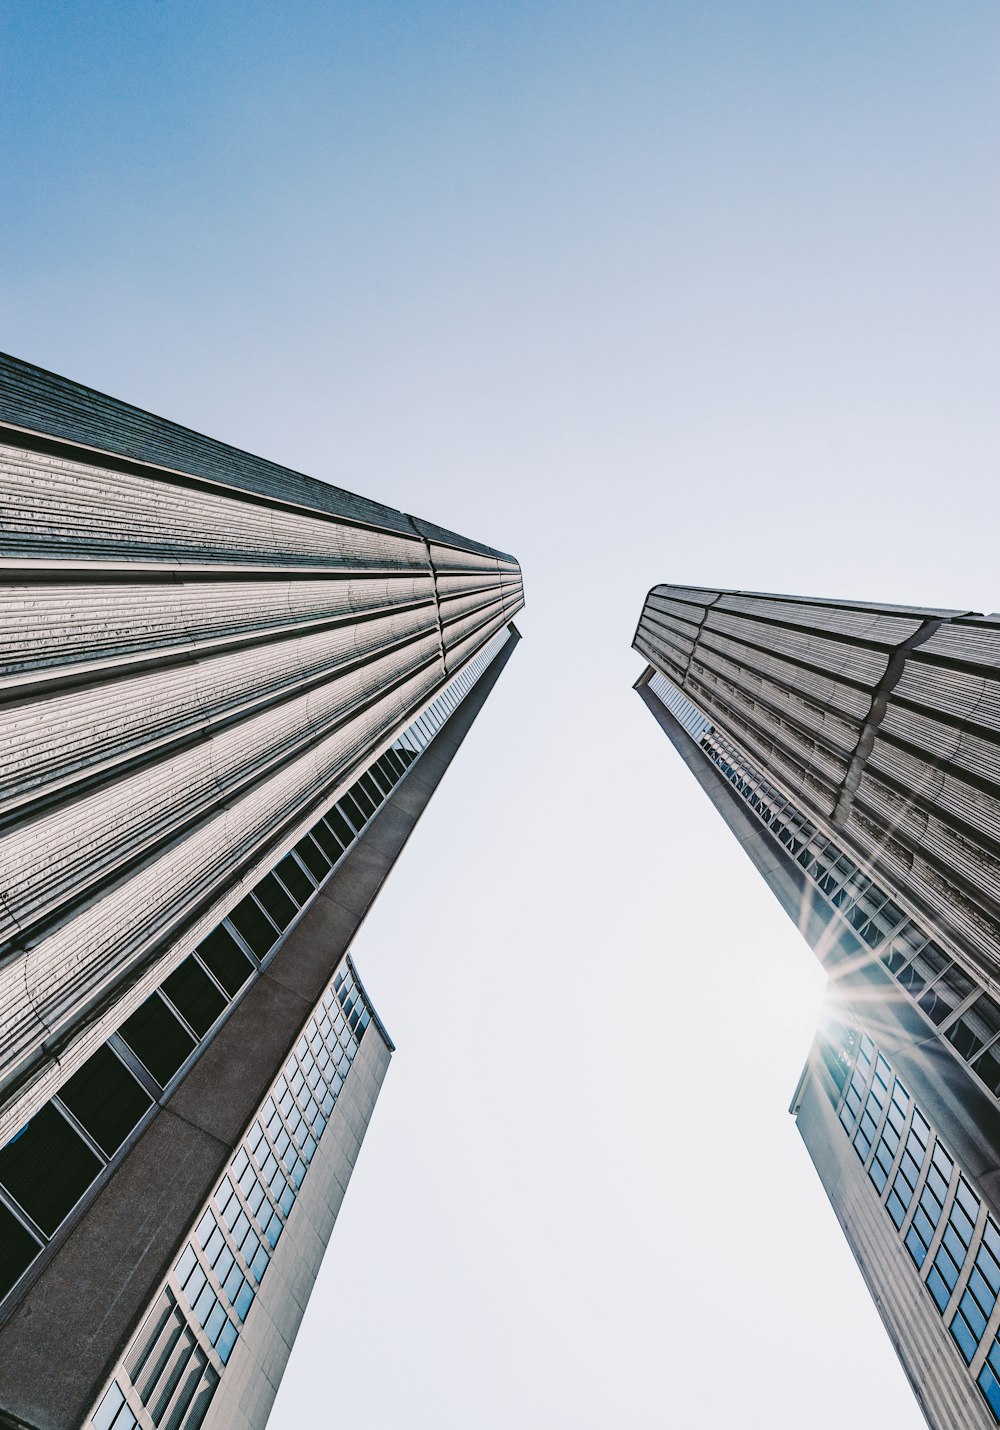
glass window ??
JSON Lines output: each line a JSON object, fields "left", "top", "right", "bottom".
{"left": 980, "top": 1234, "right": 1000, "bottom": 1293}
{"left": 196, "top": 927, "right": 254, "bottom": 996}
{"left": 338, "top": 793, "right": 366, "bottom": 831}
{"left": 974, "top": 1044, "right": 1000, "bottom": 1099}
{"left": 906, "top": 1225, "right": 929, "bottom": 1268}
{"left": 372, "top": 757, "right": 398, "bottom": 791}
{"left": 927, "top": 1263, "right": 952, "bottom": 1311}
{"left": 0, "top": 1199, "right": 41, "bottom": 1300}
{"left": 919, "top": 960, "right": 975, "bottom": 1027}
{"left": 227, "top": 898, "right": 278, "bottom": 960}
{"left": 948, "top": 995, "right": 1000, "bottom": 1063}
{"left": 215, "top": 1246, "right": 234, "bottom": 1287}
{"left": 252, "top": 875, "right": 296, "bottom": 931}
{"left": 161, "top": 957, "right": 227, "bottom": 1038}
{"left": 383, "top": 748, "right": 406, "bottom": 779}
{"left": 205, "top": 1300, "right": 227, "bottom": 1346}
{"left": 251, "top": 1244, "right": 270, "bottom": 1282}
{"left": 294, "top": 834, "right": 331, "bottom": 882}
{"left": 325, "top": 808, "right": 355, "bottom": 847}
{"left": 978, "top": 1359, "right": 1000, "bottom": 1419}
{"left": 0, "top": 1104, "right": 102, "bottom": 1236}
{"left": 193, "top": 1283, "right": 216, "bottom": 1327}
{"left": 57, "top": 1045, "right": 152, "bottom": 1157}
{"left": 217, "top": 1320, "right": 238, "bottom": 1364}
{"left": 952, "top": 1302, "right": 981, "bottom": 1363}
{"left": 119, "top": 993, "right": 197, "bottom": 1087}
{"left": 358, "top": 771, "right": 385, "bottom": 807}
{"left": 349, "top": 782, "right": 376, "bottom": 818}
{"left": 899, "top": 943, "right": 945, "bottom": 996}
{"left": 311, "top": 818, "right": 345, "bottom": 863}
{"left": 276, "top": 855, "right": 313, "bottom": 906}
{"left": 91, "top": 1383, "right": 128, "bottom": 1430}
{"left": 882, "top": 928, "right": 925, "bottom": 977}
{"left": 175, "top": 1244, "right": 197, "bottom": 1287}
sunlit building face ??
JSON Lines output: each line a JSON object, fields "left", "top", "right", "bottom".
{"left": 0, "top": 352, "right": 523, "bottom": 1430}
{"left": 634, "top": 583, "right": 1000, "bottom": 1429}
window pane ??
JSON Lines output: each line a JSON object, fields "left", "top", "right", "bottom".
{"left": 252, "top": 875, "right": 296, "bottom": 931}
{"left": 276, "top": 855, "right": 312, "bottom": 905}
{"left": 338, "top": 793, "right": 366, "bottom": 830}
{"left": 883, "top": 928, "right": 925, "bottom": 976}
{"left": 371, "top": 758, "right": 397, "bottom": 792}
{"left": 162, "top": 957, "right": 227, "bottom": 1038}
{"left": 948, "top": 995, "right": 1000, "bottom": 1063}
{"left": 119, "top": 994, "right": 197, "bottom": 1087}
{"left": 311, "top": 819, "right": 344, "bottom": 863}
{"left": 0, "top": 1104, "right": 102, "bottom": 1236}
{"left": 978, "top": 1361, "right": 1000, "bottom": 1418}
{"left": 358, "top": 771, "right": 385, "bottom": 807}
{"left": 228, "top": 898, "right": 278, "bottom": 959}
{"left": 327, "top": 808, "right": 356, "bottom": 846}
{"left": 57, "top": 1045, "right": 152, "bottom": 1157}
{"left": 0, "top": 1199, "right": 41, "bottom": 1300}
{"left": 919, "top": 960, "right": 975, "bottom": 1027}
{"left": 348, "top": 784, "right": 375, "bottom": 819}
{"left": 294, "top": 835, "right": 330, "bottom": 882}
{"left": 197, "top": 927, "right": 254, "bottom": 996}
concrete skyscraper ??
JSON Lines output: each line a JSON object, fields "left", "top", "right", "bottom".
{"left": 634, "top": 584, "right": 1000, "bottom": 1429}
{"left": 0, "top": 353, "right": 523, "bottom": 1430}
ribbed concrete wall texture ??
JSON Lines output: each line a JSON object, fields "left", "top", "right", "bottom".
{"left": 0, "top": 352, "right": 523, "bottom": 1430}
{"left": 635, "top": 583, "right": 1000, "bottom": 1430}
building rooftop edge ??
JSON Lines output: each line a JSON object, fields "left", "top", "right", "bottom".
{"left": 641, "top": 580, "right": 978, "bottom": 621}
{"left": 0, "top": 351, "right": 520, "bottom": 566}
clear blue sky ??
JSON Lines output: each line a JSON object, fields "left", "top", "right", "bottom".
{"left": 3, "top": 3, "right": 999, "bottom": 1426}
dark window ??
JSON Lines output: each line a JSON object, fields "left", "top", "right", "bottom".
{"left": 276, "top": 855, "right": 312, "bottom": 906}
{"left": 197, "top": 928, "right": 254, "bottom": 997}
{"left": 57, "top": 1045, "right": 152, "bottom": 1157}
{"left": 162, "top": 958, "right": 228, "bottom": 1038}
{"left": 371, "top": 758, "right": 396, "bottom": 793}
{"left": 0, "top": 1200, "right": 41, "bottom": 1300}
{"left": 899, "top": 961, "right": 928, "bottom": 995}
{"left": 119, "top": 993, "right": 197, "bottom": 1086}
{"left": 253, "top": 875, "right": 296, "bottom": 930}
{"left": 295, "top": 835, "right": 330, "bottom": 882}
{"left": 383, "top": 749, "right": 406, "bottom": 778}
{"left": 0, "top": 1104, "right": 102, "bottom": 1236}
{"left": 337, "top": 792, "right": 365, "bottom": 829}
{"left": 228, "top": 898, "right": 278, "bottom": 959}
{"left": 948, "top": 995, "right": 1000, "bottom": 1063}
{"left": 326, "top": 808, "right": 355, "bottom": 846}
{"left": 311, "top": 820, "right": 344, "bottom": 864}
{"left": 358, "top": 772, "right": 384, "bottom": 807}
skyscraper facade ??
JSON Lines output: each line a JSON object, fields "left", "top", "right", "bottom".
{"left": 0, "top": 353, "right": 523, "bottom": 1430}
{"left": 634, "top": 583, "right": 1000, "bottom": 1428}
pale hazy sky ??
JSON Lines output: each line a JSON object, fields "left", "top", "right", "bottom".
{"left": 3, "top": 3, "right": 999, "bottom": 1425}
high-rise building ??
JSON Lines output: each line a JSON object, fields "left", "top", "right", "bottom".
{"left": 0, "top": 353, "right": 523, "bottom": 1430}
{"left": 634, "top": 583, "right": 1000, "bottom": 1429}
